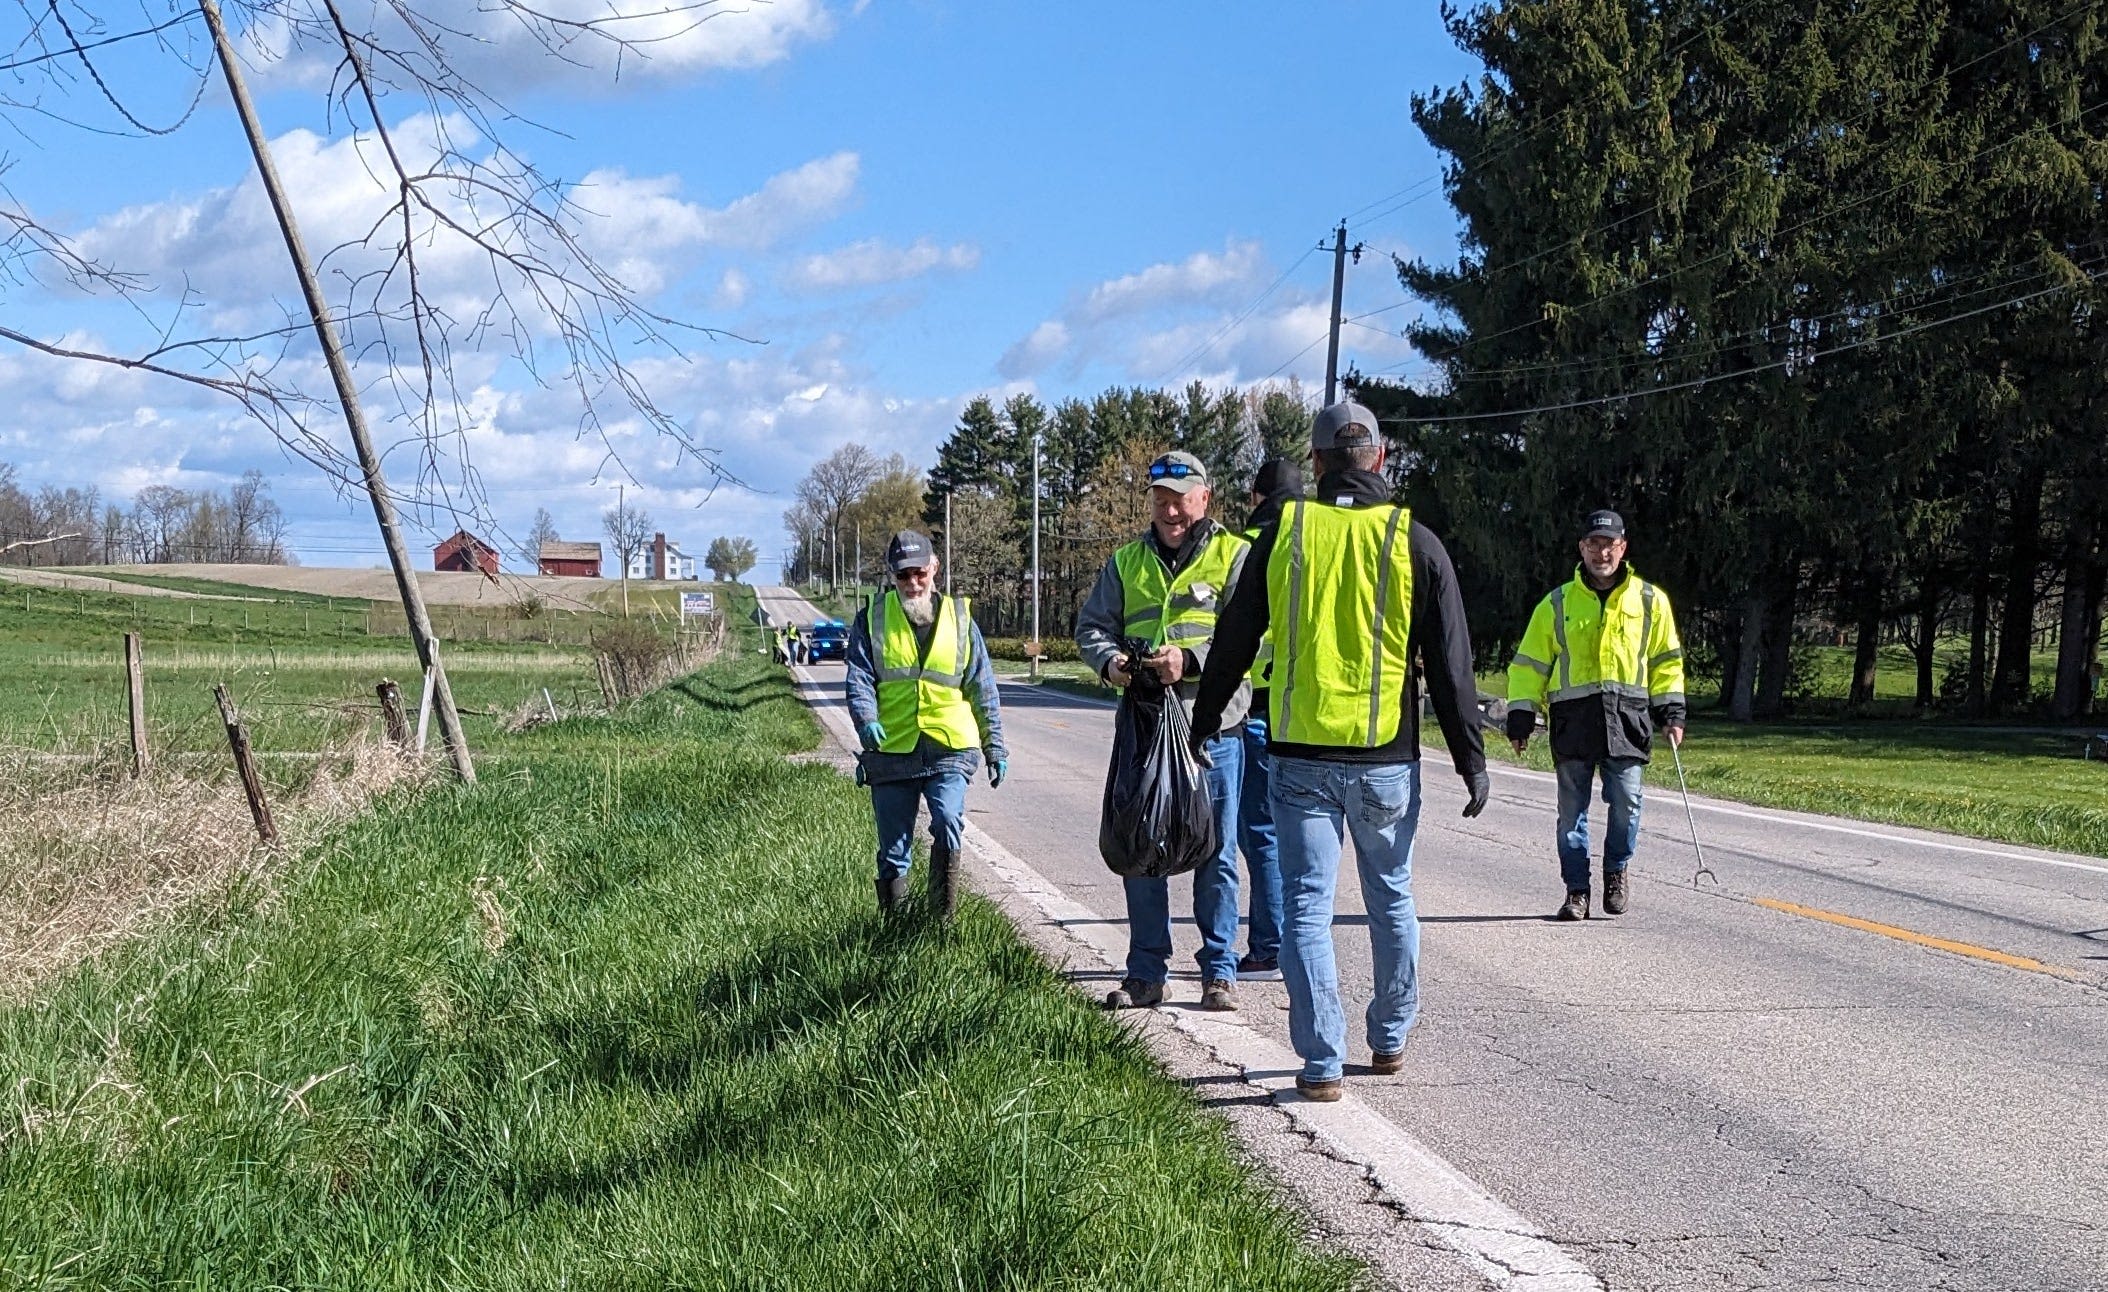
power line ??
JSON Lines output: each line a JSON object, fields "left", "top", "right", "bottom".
{"left": 1151, "top": 244, "right": 1323, "bottom": 384}
{"left": 1388, "top": 262, "right": 2105, "bottom": 426}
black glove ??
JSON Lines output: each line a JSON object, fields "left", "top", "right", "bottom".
{"left": 1460, "top": 768, "right": 1491, "bottom": 818}
{"left": 1504, "top": 709, "right": 1536, "bottom": 745}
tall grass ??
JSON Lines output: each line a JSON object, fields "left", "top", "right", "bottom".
{"left": 0, "top": 652, "right": 1356, "bottom": 1290}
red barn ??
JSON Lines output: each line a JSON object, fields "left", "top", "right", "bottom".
{"left": 537, "top": 540, "right": 603, "bottom": 578}
{"left": 434, "top": 529, "right": 500, "bottom": 576}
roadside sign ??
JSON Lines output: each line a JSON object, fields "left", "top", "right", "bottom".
{"left": 681, "top": 591, "right": 716, "bottom": 618}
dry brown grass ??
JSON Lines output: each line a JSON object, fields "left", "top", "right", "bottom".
{"left": 0, "top": 738, "right": 426, "bottom": 1002}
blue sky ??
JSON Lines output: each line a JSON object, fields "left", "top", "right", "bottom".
{"left": 1, "top": 1, "right": 1482, "bottom": 572}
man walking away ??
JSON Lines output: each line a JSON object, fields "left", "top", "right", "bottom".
{"left": 1077, "top": 450, "right": 1252, "bottom": 1013}
{"left": 1505, "top": 510, "right": 1686, "bottom": 921}
{"left": 1233, "top": 457, "right": 1303, "bottom": 981}
{"left": 844, "top": 530, "right": 1008, "bottom": 919}
{"left": 1194, "top": 402, "right": 1490, "bottom": 1102}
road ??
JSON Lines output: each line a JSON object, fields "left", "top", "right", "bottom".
{"left": 754, "top": 587, "right": 2108, "bottom": 1292}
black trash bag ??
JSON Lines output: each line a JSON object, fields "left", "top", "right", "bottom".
{"left": 1099, "top": 638, "right": 1219, "bottom": 879}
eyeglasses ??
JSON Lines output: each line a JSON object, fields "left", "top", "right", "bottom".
{"left": 1148, "top": 460, "right": 1200, "bottom": 481}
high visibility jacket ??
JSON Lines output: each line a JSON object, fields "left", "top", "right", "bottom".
{"left": 1112, "top": 529, "right": 1247, "bottom": 652}
{"left": 871, "top": 590, "right": 980, "bottom": 754}
{"left": 1507, "top": 567, "right": 1685, "bottom": 762}
{"left": 1265, "top": 499, "right": 1414, "bottom": 747}
{"left": 1242, "top": 524, "right": 1275, "bottom": 689}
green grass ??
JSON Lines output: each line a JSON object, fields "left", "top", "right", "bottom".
{"left": 0, "top": 648, "right": 1356, "bottom": 1290}
{"left": 1458, "top": 717, "right": 2108, "bottom": 859}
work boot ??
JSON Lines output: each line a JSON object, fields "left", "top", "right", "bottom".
{"left": 1557, "top": 889, "right": 1590, "bottom": 921}
{"left": 876, "top": 876, "right": 908, "bottom": 913}
{"left": 1103, "top": 978, "right": 1165, "bottom": 1010}
{"left": 928, "top": 844, "right": 957, "bottom": 921}
{"left": 1370, "top": 1046, "right": 1407, "bottom": 1076}
{"left": 1602, "top": 869, "right": 1629, "bottom": 916}
{"left": 1235, "top": 953, "right": 1282, "bottom": 981}
{"left": 1199, "top": 979, "right": 1236, "bottom": 1011}
{"left": 1294, "top": 1074, "right": 1343, "bottom": 1103}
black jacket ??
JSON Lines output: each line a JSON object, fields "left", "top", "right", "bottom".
{"left": 1193, "top": 469, "right": 1486, "bottom": 779}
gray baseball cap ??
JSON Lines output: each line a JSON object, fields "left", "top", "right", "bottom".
{"left": 885, "top": 529, "right": 935, "bottom": 572}
{"left": 1311, "top": 400, "right": 1381, "bottom": 450}
{"left": 1581, "top": 509, "right": 1626, "bottom": 540}
{"left": 1144, "top": 450, "right": 1209, "bottom": 494}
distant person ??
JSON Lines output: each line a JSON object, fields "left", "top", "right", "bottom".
{"left": 1505, "top": 509, "right": 1686, "bottom": 921}
{"left": 1078, "top": 450, "right": 1251, "bottom": 1013}
{"left": 1194, "top": 402, "right": 1489, "bottom": 1102}
{"left": 1230, "top": 457, "right": 1304, "bottom": 982}
{"left": 843, "top": 530, "right": 1007, "bottom": 918}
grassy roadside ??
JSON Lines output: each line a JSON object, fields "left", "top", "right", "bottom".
{"left": 0, "top": 648, "right": 1357, "bottom": 1290}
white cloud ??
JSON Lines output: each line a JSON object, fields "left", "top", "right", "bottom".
{"left": 1074, "top": 239, "right": 1266, "bottom": 322}
{"left": 996, "top": 320, "right": 1070, "bottom": 381}
{"left": 786, "top": 237, "right": 980, "bottom": 291}
{"left": 713, "top": 268, "right": 751, "bottom": 310}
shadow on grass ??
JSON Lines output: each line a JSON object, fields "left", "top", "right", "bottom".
{"left": 666, "top": 676, "right": 798, "bottom": 715}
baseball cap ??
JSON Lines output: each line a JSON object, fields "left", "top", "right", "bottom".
{"left": 1144, "top": 450, "right": 1209, "bottom": 494}
{"left": 885, "top": 529, "right": 935, "bottom": 572}
{"left": 1581, "top": 509, "right": 1626, "bottom": 540}
{"left": 1250, "top": 457, "right": 1304, "bottom": 499}
{"left": 1311, "top": 400, "right": 1380, "bottom": 450}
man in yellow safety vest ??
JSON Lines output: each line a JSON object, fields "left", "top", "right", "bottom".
{"left": 1193, "top": 401, "right": 1489, "bottom": 1102}
{"left": 1077, "top": 450, "right": 1251, "bottom": 1013}
{"left": 844, "top": 530, "right": 1008, "bottom": 918}
{"left": 1230, "top": 457, "right": 1304, "bottom": 982}
{"left": 1506, "top": 509, "right": 1686, "bottom": 921}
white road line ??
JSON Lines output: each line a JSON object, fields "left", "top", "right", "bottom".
{"left": 797, "top": 656, "right": 1602, "bottom": 1291}
{"left": 1484, "top": 763, "right": 2108, "bottom": 876}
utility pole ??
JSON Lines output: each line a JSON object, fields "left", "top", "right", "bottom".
{"left": 1324, "top": 221, "right": 1348, "bottom": 405}
{"left": 200, "top": 0, "right": 474, "bottom": 782}
{"left": 1030, "top": 429, "right": 1042, "bottom": 681}
{"left": 854, "top": 523, "right": 862, "bottom": 607}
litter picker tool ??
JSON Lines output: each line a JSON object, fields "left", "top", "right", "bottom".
{"left": 1670, "top": 738, "right": 1717, "bottom": 887}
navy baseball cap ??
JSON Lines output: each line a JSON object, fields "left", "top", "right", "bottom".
{"left": 1582, "top": 510, "right": 1626, "bottom": 540}
{"left": 886, "top": 530, "right": 935, "bottom": 572}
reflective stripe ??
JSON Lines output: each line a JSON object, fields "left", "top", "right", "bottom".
{"left": 1511, "top": 652, "right": 1553, "bottom": 676}
{"left": 1365, "top": 504, "right": 1408, "bottom": 745}
{"left": 1125, "top": 607, "right": 1164, "bottom": 625}
{"left": 1509, "top": 698, "right": 1538, "bottom": 713}
{"left": 1650, "top": 648, "right": 1683, "bottom": 667}
{"left": 1277, "top": 500, "right": 1309, "bottom": 740}
{"left": 1164, "top": 623, "right": 1212, "bottom": 642}
{"left": 1546, "top": 680, "right": 1652, "bottom": 703}
{"left": 1639, "top": 582, "right": 1656, "bottom": 688}
{"left": 1655, "top": 691, "right": 1686, "bottom": 707}
{"left": 1549, "top": 585, "right": 1570, "bottom": 692}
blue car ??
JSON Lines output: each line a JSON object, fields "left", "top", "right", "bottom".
{"left": 805, "top": 619, "right": 850, "bottom": 663}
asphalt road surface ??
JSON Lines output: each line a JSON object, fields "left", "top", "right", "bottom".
{"left": 755, "top": 588, "right": 2108, "bottom": 1292}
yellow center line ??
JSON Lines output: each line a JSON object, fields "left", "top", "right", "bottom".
{"left": 1750, "top": 897, "right": 2079, "bottom": 979}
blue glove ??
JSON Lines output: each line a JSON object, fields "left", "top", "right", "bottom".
{"left": 989, "top": 758, "right": 1008, "bottom": 789}
{"left": 857, "top": 721, "right": 886, "bottom": 751}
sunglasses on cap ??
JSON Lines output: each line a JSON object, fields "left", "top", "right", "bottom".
{"left": 1148, "top": 460, "right": 1201, "bottom": 481}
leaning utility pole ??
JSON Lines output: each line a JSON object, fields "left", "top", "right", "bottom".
{"left": 200, "top": 0, "right": 474, "bottom": 782}
{"left": 1323, "top": 221, "right": 1348, "bottom": 405}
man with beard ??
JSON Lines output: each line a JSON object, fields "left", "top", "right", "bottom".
{"left": 1078, "top": 450, "right": 1251, "bottom": 1013}
{"left": 844, "top": 530, "right": 1008, "bottom": 918}
{"left": 1506, "top": 509, "right": 1686, "bottom": 921}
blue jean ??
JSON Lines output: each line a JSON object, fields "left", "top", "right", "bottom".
{"left": 1270, "top": 757, "right": 1422, "bottom": 1082}
{"left": 870, "top": 757, "right": 974, "bottom": 882}
{"left": 1122, "top": 731, "right": 1242, "bottom": 984}
{"left": 1555, "top": 757, "right": 1645, "bottom": 891}
{"left": 1239, "top": 716, "right": 1283, "bottom": 961}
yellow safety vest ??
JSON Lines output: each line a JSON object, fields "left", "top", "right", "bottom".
{"left": 1243, "top": 524, "right": 1275, "bottom": 689}
{"left": 1506, "top": 567, "right": 1684, "bottom": 716}
{"left": 1266, "top": 500, "right": 1414, "bottom": 747}
{"left": 872, "top": 590, "right": 980, "bottom": 753}
{"left": 1112, "top": 528, "right": 1247, "bottom": 652}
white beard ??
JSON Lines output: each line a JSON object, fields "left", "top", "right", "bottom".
{"left": 901, "top": 592, "right": 937, "bottom": 627}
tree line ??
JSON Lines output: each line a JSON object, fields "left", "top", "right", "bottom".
{"left": 0, "top": 464, "right": 290, "bottom": 567}
{"left": 1354, "top": 0, "right": 2104, "bottom": 721}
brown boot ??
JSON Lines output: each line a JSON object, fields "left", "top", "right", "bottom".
{"left": 1602, "top": 869, "right": 1629, "bottom": 916}
{"left": 1557, "top": 889, "right": 1590, "bottom": 921}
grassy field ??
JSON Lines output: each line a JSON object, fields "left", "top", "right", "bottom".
{"left": 0, "top": 646, "right": 1357, "bottom": 1291}
{"left": 0, "top": 577, "right": 607, "bottom": 760}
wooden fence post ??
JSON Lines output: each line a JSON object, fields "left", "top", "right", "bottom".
{"left": 595, "top": 653, "right": 617, "bottom": 708}
{"left": 124, "top": 632, "right": 150, "bottom": 777}
{"left": 213, "top": 684, "right": 277, "bottom": 845}
{"left": 377, "top": 679, "right": 409, "bottom": 748}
